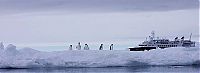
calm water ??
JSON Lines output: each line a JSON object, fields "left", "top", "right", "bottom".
{"left": 0, "top": 66, "right": 199, "bottom": 73}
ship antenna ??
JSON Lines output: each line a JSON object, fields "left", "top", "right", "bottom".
{"left": 151, "top": 31, "right": 155, "bottom": 40}
{"left": 189, "top": 33, "right": 192, "bottom": 41}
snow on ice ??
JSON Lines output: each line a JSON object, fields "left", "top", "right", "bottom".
{"left": 0, "top": 43, "right": 199, "bottom": 68}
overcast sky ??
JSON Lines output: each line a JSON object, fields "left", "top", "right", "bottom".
{"left": 0, "top": 0, "right": 199, "bottom": 44}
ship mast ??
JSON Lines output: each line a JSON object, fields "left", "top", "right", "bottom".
{"left": 189, "top": 33, "right": 192, "bottom": 41}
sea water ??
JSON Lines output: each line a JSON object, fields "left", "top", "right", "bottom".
{"left": 0, "top": 66, "right": 199, "bottom": 73}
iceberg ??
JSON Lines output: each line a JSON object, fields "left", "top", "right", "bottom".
{"left": 4, "top": 44, "right": 18, "bottom": 56}
{"left": 0, "top": 44, "right": 199, "bottom": 68}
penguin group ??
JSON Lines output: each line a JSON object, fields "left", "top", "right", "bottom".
{"left": 68, "top": 42, "right": 114, "bottom": 50}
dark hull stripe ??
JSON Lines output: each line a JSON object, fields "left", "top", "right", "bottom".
{"left": 129, "top": 47, "right": 156, "bottom": 51}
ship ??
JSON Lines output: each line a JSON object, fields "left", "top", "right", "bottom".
{"left": 129, "top": 31, "right": 196, "bottom": 51}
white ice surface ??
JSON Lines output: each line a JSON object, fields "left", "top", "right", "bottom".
{"left": 0, "top": 44, "right": 199, "bottom": 68}
{"left": 0, "top": 42, "right": 4, "bottom": 50}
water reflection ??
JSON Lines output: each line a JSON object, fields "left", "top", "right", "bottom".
{"left": 0, "top": 66, "right": 199, "bottom": 73}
